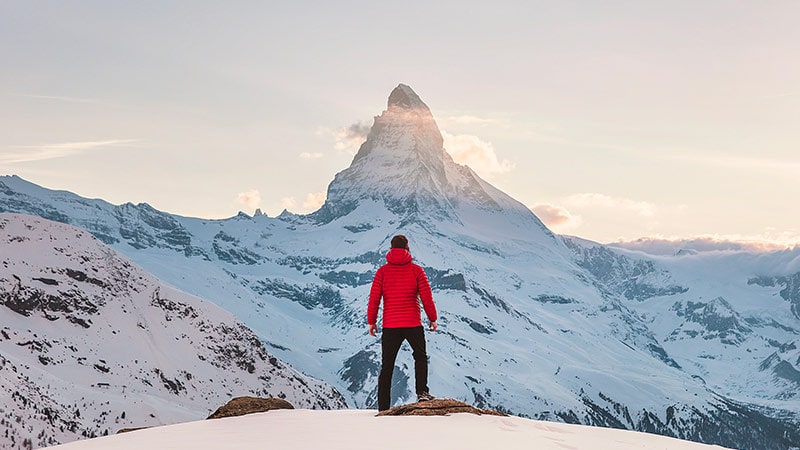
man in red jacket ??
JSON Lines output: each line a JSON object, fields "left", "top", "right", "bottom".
{"left": 368, "top": 234, "right": 438, "bottom": 411}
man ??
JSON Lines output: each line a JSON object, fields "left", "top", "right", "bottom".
{"left": 368, "top": 234, "right": 438, "bottom": 411}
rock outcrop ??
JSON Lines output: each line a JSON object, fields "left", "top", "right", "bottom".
{"left": 207, "top": 396, "right": 294, "bottom": 419}
{"left": 376, "top": 398, "right": 506, "bottom": 417}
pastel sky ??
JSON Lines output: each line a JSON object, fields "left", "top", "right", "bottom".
{"left": 1, "top": 1, "right": 799, "bottom": 246}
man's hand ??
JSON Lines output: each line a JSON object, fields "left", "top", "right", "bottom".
{"left": 369, "top": 323, "right": 378, "bottom": 337}
{"left": 429, "top": 321, "right": 437, "bottom": 332}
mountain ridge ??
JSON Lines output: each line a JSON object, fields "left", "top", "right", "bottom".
{"left": 1, "top": 84, "right": 799, "bottom": 449}
{"left": 0, "top": 213, "right": 345, "bottom": 449}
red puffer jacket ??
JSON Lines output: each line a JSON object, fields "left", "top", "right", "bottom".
{"left": 367, "top": 248, "right": 437, "bottom": 328}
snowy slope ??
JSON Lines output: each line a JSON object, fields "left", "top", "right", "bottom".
{"left": 0, "top": 214, "right": 345, "bottom": 449}
{"left": 1, "top": 84, "right": 799, "bottom": 449}
{"left": 47, "top": 409, "right": 730, "bottom": 450}
{"left": 568, "top": 239, "right": 800, "bottom": 413}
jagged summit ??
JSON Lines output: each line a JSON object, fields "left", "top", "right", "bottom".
{"left": 312, "top": 85, "right": 549, "bottom": 238}
{"left": 350, "top": 83, "right": 444, "bottom": 168}
{"left": 387, "top": 84, "right": 430, "bottom": 110}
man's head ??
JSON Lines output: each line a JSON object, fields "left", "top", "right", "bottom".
{"left": 390, "top": 234, "right": 409, "bottom": 250}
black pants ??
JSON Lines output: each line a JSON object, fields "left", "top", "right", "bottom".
{"left": 378, "top": 326, "right": 429, "bottom": 411}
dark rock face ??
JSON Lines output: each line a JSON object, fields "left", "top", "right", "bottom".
{"left": 117, "top": 427, "right": 149, "bottom": 434}
{"left": 759, "top": 353, "right": 800, "bottom": 392}
{"left": 339, "top": 350, "right": 379, "bottom": 394}
{"left": 425, "top": 268, "right": 467, "bottom": 292}
{"left": 253, "top": 279, "right": 343, "bottom": 312}
{"left": 206, "top": 397, "right": 294, "bottom": 419}
{"left": 212, "top": 231, "right": 261, "bottom": 265}
{"left": 669, "top": 298, "right": 752, "bottom": 345}
{"left": 387, "top": 84, "right": 429, "bottom": 110}
{"left": 1, "top": 274, "right": 100, "bottom": 326}
{"left": 460, "top": 316, "right": 496, "bottom": 335}
{"left": 319, "top": 270, "right": 375, "bottom": 288}
{"left": 376, "top": 398, "right": 506, "bottom": 417}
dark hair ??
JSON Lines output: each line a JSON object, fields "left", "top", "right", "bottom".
{"left": 390, "top": 235, "right": 409, "bottom": 249}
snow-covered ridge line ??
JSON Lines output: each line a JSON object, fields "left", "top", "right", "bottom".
{"left": 0, "top": 213, "right": 345, "bottom": 449}
{"left": 49, "top": 409, "right": 730, "bottom": 450}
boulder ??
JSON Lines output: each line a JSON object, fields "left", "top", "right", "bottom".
{"left": 116, "top": 427, "right": 149, "bottom": 434}
{"left": 376, "top": 398, "right": 506, "bottom": 417}
{"left": 207, "top": 396, "right": 294, "bottom": 419}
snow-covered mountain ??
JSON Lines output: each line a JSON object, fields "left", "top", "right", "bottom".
{"left": 313, "top": 84, "right": 549, "bottom": 239}
{"left": 1, "top": 84, "right": 799, "bottom": 449}
{"left": 0, "top": 214, "right": 345, "bottom": 449}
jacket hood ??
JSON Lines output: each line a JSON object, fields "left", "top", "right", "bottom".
{"left": 386, "top": 248, "right": 413, "bottom": 265}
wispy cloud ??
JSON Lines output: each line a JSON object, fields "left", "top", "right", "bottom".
{"left": 530, "top": 203, "right": 582, "bottom": 232}
{"left": 318, "top": 122, "right": 371, "bottom": 155}
{"left": 279, "top": 197, "right": 297, "bottom": 211}
{"left": 0, "top": 139, "right": 139, "bottom": 164}
{"left": 564, "top": 193, "right": 657, "bottom": 217}
{"left": 299, "top": 152, "right": 324, "bottom": 160}
{"left": 757, "top": 91, "right": 800, "bottom": 100}
{"left": 277, "top": 191, "right": 327, "bottom": 214}
{"left": 302, "top": 191, "right": 326, "bottom": 211}
{"left": 237, "top": 190, "right": 262, "bottom": 210}
{"left": 611, "top": 232, "right": 800, "bottom": 254}
{"left": 442, "top": 131, "right": 514, "bottom": 178}
{"left": 543, "top": 193, "right": 692, "bottom": 243}
{"left": 19, "top": 94, "right": 113, "bottom": 107}
{"left": 441, "top": 115, "right": 507, "bottom": 128}
{"left": 441, "top": 114, "right": 569, "bottom": 145}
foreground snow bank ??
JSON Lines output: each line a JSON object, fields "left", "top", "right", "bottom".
{"left": 49, "top": 409, "right": 729, "bottom": 450}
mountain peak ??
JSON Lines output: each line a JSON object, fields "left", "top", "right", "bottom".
{"left": 387, "top": 84, "right": 429, "bottom": 111}
{"left": 312, "top": 85, "right": 550, "bottom": 237}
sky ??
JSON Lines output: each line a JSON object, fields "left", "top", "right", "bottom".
{"left": 1, "top": 1, "right": 799, "bottom": 246}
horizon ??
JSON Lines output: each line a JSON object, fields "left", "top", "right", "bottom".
{"left": 2, "top": 2, "right": 799, "bottom": 247}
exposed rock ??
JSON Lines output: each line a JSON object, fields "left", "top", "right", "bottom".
{"left": 376, "top": 398, "right": 506, "bottom": 417}
{"left": 207, "top": 396, "right": 294, "bottom": 419}
{"left": 117, "top": 427, "right": 150, "bottom": 434}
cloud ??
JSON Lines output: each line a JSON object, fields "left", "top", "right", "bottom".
{"left": 442, "top": 115, "right": 506, "bottom": 127}
{"left": 610, "top": 234, "right": 800, "bottom": 255}
{"left": 237, "top": 190, "right": 262, "bottom": 210}
{"left": 531, "top": 203, "right": 582, "bottom": 232}
{"left": 565, "top": 193, "right": 657, "bottom": 218}
{"left": 441, "top": 131, "right": 515, "bottom": 178}
{"left": 302, "top": 192, "right": 326, "bottom": 212}
{"left": 0, "top": 139, "right": 138, "bottom": 164}
{"left": 277, "top": 192, "right": 327, "bottom": 214}
{"left": 759, "top": 91, "right": 800, "bottom": 100}
{"left": 279, "top": 197, "right": 297, "bottom": 211}
{"left": 300, "top": 152, "right": 324, "bottom": 159}
{"left": 318, "top": 122, "right": 371, "bottom": 155}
